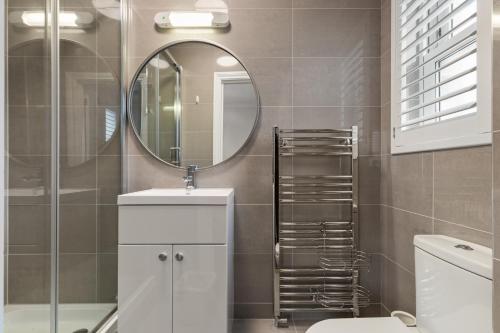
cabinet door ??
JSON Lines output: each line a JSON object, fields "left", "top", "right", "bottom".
{"left": 173, "top": 245, "right": 228, "bottom": 333}
{"left": 118, "top": 245, "right": 173, "bottom": 333}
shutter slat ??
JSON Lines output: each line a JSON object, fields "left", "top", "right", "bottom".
{"left": 401, "top": 66, "right": 476, "bottom": 103}
{"left": 400, "top": 36, "right": 476, "bottom": 81}
{"left": 396, "top": 0, "right": 479, "bottom": 136}
{"left": 400, "top": 0, "right": 473, "bottom": 52}
{"left": 401, "top": 84, "right": 477, "bottom": 115}
{"left": 401, "top": 44, "right": 476, "bottom": 90}
{"left": 401, "top": 12, "right": 476, "bottom": 66}
{"left": 400, "top": 0, "right": 434, "bottom": 28}
{"left": 400, "top": 102, "right": 477, "bottom": 128}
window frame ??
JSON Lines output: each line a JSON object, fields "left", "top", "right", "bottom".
{"left": 390, "top": 0, "right": 492, "bottom": 154}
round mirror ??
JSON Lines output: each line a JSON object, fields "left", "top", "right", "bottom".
{"left": 128, "top": 40, "right": 260, "bottom": 169}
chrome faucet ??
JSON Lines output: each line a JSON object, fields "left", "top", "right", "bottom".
{"left": 183, "top": 165, "right": 199, "bottom": 190}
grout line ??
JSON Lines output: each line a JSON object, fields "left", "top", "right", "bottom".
{"left": 379, "top": 203, "right": 433, "bottom": 220}
{"left": 380, "top": 302, "right": 391, "bottom": 315}
{"left": 292, "top": 7, "right": 381, "bottom": 10}
{"left": 382, "top": 253, "right": 414, "bottom": 275}
{"left": 432, "top": 218, "right": 493, "bottom": 235}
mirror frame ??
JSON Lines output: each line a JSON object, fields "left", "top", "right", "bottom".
{"left": 127, "top": 39, "right": 261, "bottom": 170}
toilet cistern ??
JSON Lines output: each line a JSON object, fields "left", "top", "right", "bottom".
{"left": 183, "top": 165, "right": 199, "bottom": 190}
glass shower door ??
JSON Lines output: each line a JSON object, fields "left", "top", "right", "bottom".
{"left": 4, "top": 0, "right": 121, "bottom": 332}
{"left": 57, "top": 0, "right": 121, "bottom": 332}
{"left": 5, "top": 1, "right": 54, "bottom": 332}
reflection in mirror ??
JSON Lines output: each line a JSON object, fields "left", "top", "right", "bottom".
{"left": 129, "top": 41, "right": 259, "bottom": 169}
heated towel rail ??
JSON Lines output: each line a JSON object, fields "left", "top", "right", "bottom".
{"left": 272, "top": 127, "right": 370, "bottom": 327}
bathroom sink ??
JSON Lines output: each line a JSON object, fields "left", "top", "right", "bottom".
{"left": 117, "top": 188, "right": 234, "bottom": 205}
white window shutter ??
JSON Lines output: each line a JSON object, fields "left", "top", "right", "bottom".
{"left": 391, "top": 0, "right": 492, "bottom": 154}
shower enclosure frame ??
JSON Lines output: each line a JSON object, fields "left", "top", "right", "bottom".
{"left": 0, "top": 0, "right": 5, "bottom": 326}
{"left": 2, "top": 0, "right": 123, "bottom": 331}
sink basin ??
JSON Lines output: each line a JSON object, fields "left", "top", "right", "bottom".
{"left": 117, "top": 188, "right": 234, "bottom": 205}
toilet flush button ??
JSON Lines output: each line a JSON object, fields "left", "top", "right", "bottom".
{"left": 455, "top": 244, "right": 474, "bottom": 251}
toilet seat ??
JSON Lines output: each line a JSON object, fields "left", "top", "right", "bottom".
{"left": 305, "top": 317, "right": 419, "bottom": 333}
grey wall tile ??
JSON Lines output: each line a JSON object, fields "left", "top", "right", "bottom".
{"left": 59, "top": 157, "right": 97, "bottom": 205}
{"left": 380, "top": 256, "right": 415, "bottom": 314}
{"left": 97, "top": 253, "right": 118, "bottom": 302}
{"left": 197, "top": 156, "right": 273, "bottom": 205}
{"left": 434, "top": 219, "right": 492, "bottom": 248}
{"left": 359, "top": 204, "right": 381, "bottom": 253}
{"left": 243, "top": 58, "right": 292, "bottom": 107}
{"left": 434, "top": 146, "right": 492, "bottom": 233}
{"left": 380, "top": 153, "right": 433, "bottom": 216}
{"left": 360, "top": 254, "right": 382, "bottom": 302}
{"left": 97, "top": 58, "right": 121, "bottom": 107}
{"left": 129, "top": 0, "right": 196, "bottom": 9}
{"left": 8, "top": 56, "right": 51, "bottom": 106}
{"left": 233, "top": 305, "right": 273, "bottom": 319}
{"left": 9, "top": 106, "right": 51, "bottom": 156}
{"left": 59, "top": 107, "right": 98, "bottom": 157}
{"left": 8, "top": 254, "right": 51, "bottom": 304}
{"left": 8, "top": 155, "right": 51, "bottom": 205}
{"left": 59, "top": 205, "right": 97, "bottom": 253}
{"left": 234, "top": 253, "right": 273, "bottom": 303}
{"left": 59, "top": 254, "right": 97, "bottom": 303}
{"left": 293, "top": 57, "right": 381, "bottom": 107}
{"left": 96, "top": 12, "right": 121, "bottom": 58}
{"left": 359, "top": 303, "right": 385, "bottom": 317}
{"left": 292, "top": 0, "right": 380, "bottom": 8}
{"left": 359, "top": 156, "right": 381, "bottom": 204}
{"left": 238, "top": 107, "right": 292, "bottom": 156}
{"left": 129, "top": 8, "right": 292, "bottom": 59}
{"left": 97, "top": 155, "right": 122, "bottom": 204}
{"left": 381, "top": 206, "right": 433, "bottom": 273}
{"left": 60, "top": 56, "right": 97, "bottom": 107}
{"left": 293, "top": 9, "right": 380, "bottom": 57}
{"left": 380, "top": 103, "right": 390, "bottom": 155}
{"left": 380, "top": 0, "right": 391, "bottom": 53}
{"left": 8, "top": 205, "right": 51, "bottom": 254}
{"left": 98, "top": 205, "right": 118, "bottom": 253}
{"left": 7, "top": 0, "right": 46, "bottom": 8}
{"left": 380, "top": 50, "right": 391, "bottom": 106}
{"left": 234, "top": 205, "right": 273, "bottom": 253}
{"left": 292, "top": 107, "right": 381, "bottom": 156}
{"left": 127, "top": 154, "right": 186, "bottom": 191}
{"left": 230, "top": 0, "right": 292, "bottom": 8}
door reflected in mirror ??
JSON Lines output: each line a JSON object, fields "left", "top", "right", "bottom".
{"left": 129, "top": 41, "right": 260, "bottom": 169}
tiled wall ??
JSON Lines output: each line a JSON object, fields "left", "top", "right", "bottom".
{"left": 6, "top": 0, "right": 121, "bottom": 304}
{"left": 380, "top": 0, "right": 494, "bottom": 316}
{"left": 493, "top": 1, "right": 500, "bottom": 331}
{"left": 125, "top": 0, "right": 382, "bottom": 318}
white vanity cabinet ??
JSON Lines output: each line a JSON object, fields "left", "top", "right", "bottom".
{"left": 117, "top": 189, "right": 234, "bottom": 333}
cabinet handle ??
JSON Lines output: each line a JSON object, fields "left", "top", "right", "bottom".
{"left": 175, "top": 252, "right": 184, "bottom": 261}
{"left": 158, "top": 252, "right": 168, "bottom": 262}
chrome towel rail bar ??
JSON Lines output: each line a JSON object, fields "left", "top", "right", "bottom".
{"left": 273, "top": 126, "right": 368, "bottom": 326}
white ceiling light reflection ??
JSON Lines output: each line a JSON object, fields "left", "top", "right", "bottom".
{"left": 216, "top": 56, "right": 238, "bottom": 67}
{"left": 149, "top": 57, "right": 170, "bottom": 70}
{"left": 494, "top": 14, "right": 500, "bottom": 28}
{"left": 169, "top": 12, "right": 214, "bottom": 27}
{"left": 10, "top": 10, "right": 94, "bottom": 29}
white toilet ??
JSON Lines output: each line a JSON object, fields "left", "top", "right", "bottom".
{"left": 306, "top": 235, "right": 493, "bottom": 333}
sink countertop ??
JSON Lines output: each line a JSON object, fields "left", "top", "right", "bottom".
{"left": 117, "top": 188, "right": 234, "bottom": 206}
